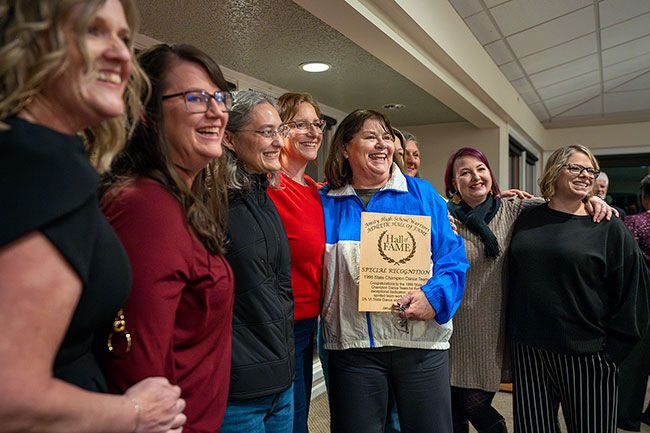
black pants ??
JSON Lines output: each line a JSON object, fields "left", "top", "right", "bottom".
{"left": 451, "top": 387, "right": 506, "bottom": 433}
{"left": 329, "top": 348, "right": 451, "bottom": 433}
{"left": 513, "top": 342, "right": 618, "bottom": 433}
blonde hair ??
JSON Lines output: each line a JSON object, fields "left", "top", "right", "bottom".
{"left": 539, "top": 144, "right": 600, "bottom": 199}
{"left": 0, "top": 0, "right": 149, "bottom": 172}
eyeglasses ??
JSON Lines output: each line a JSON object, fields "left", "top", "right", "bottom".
{"left": 391, "top": 303, "right": 409, "bottom": 334}
{"left": 239, "top": 126, "right": 290, "bottom": 139}
{"left": 285, "top": 119, "right": 327, "bottom": 132}
{"left": 561, "top": 163, "right": 600, "bottom": 178}
{"left": 161, "top": 89, "right": 233, "bottom": 113}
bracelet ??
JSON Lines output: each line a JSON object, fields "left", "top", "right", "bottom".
{"left": 130, "top": 397, "right": 142, "bottom": 433}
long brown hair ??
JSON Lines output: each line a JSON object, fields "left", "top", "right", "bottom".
{"left": 103, "top": 43, "right": 229, "bottom": 254}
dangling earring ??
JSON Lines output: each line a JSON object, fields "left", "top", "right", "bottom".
{"left": 452, "top": 191, "right": 462, "bottom": 205}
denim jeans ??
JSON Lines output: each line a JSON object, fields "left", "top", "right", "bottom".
{"left": 220, "top": 385, "right": 294, "bottom": 433}
{"left": 293, "top": 318, "right": 317, "bottom": 433}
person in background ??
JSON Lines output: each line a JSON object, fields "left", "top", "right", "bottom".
{"left": 618, "top": 174, "right": 650, "bottom": 431}
{"left": 101, "top": 43, "right": 234, "bottom": 433}
{"left": 0, "top": 1, "right": 186, "bottom": 432}
{"left": 509, "top": 144, "right": 650, "bottom": 433}
{"left": 402, "top": 131, "right": 421, "bottom": 177}
{"left": 596, "top": 171, "right": 626, "bottom": 218}
{"left": 392, "top": 128, "right": 406, "bottom": 169}
{"left": 321, "top": 109, "right": 468, "bottom": 433}
{"left": 268, "top": 92, "right": 326, "bottom": 433}
{"left": 220, "top": 90, "right": 295, "bottom": 433}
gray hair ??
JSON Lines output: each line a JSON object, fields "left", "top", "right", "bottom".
{"left": 596, "top": 171, "right": 609, "bottom": 186}
{"left": 223, "top": 90, "right": 280, "bottom": 191}
{"left": 402, "top": 131, "right": 417, "bottom": 143}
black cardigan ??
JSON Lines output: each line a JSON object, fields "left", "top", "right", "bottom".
{"left": 226, "top": 174, "right": 294, "bottom": 400}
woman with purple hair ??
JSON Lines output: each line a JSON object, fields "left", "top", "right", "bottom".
{"left": 443, "top": 147, "right": 612, "bottom": 433}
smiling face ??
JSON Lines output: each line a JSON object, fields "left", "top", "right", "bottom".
{"left": 595, "top": 178, "right": 608, "bottom": 198}
{"left": 162, "top": 59, "right": 229, "bottom": 180}
{"left": 553, "top": 151, "right": 597, "bottom": 202}
{"left": 345, "top": 118, "right": 395, "bottom": 188}
{"left": 40, "top": 0, "right": 133, "bottom": 132}
{"left": 228, "top": 102, "right": 284, "bottom": 173}
{"left": 404, "top": 140, "right": 420, "bottom": 176}
{"left": 283, "top": 102, "right": 323, "bottom": 164}
{"left": 452, "top": 156, "right": 493, "bottom": 208}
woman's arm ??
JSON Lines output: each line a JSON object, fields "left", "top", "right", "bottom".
{"left": 0, "top": 233, "right": 184, "bottom": 433}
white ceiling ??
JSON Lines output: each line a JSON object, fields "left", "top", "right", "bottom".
{"left": 449, "top": 0, "right": 650, "bottom": 127}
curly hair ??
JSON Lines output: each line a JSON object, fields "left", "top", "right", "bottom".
{"left": 539, "top": 144, "right": 599, "bottom": 200}
{"left": 0, "top": 0, "right": 148, "bottom": 172}
{"left": 103, "top": 43, "right": 229, "bottom": 255}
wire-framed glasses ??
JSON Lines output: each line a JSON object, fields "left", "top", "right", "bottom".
{"left": 161, "top": 89, "right": 233, "bottom": 113}
{"left": 239, "top": 125, "right": 291, "bottom": 139}
{"left": 285, "top": 119, "right": 327, "bottom": 132}
{"left": 561, "top": 163, "right": 600, "bottom": 178}
{"left": 391, "top": 303, "right": 409, "bottom": 334}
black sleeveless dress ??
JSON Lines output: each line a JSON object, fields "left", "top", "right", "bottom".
{"left": 0, "top": 117, "right": 131, "bottom": 391}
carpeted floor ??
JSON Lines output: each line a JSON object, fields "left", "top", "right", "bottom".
{"left": 308, "top": 385, "right": 650, "bottom": 433}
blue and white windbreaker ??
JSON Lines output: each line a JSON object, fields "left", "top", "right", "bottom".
{"left": 320, "top": 167, "right": 468, "bottom": 350}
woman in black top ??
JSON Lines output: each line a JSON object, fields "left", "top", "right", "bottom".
{"left": 0, "top": 1, "right": 185, "bottom": 432}
{"left": 219, "top": 90, "right": 294, "bottom": 433}
{"left": 508, "top": 144, "right": 650, "bottom": 433}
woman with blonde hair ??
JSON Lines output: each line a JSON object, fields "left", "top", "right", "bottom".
{"left": 0, "top": 1, "right": 185, "bottom": 432}
{"left": 508, "top": 144, "right": 650, "bottom": 433}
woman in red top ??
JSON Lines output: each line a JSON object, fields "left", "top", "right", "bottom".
{"left": 101, "top": 44, "right": 234, "bottom": 433}
{"left": 267, "top": 92, "right": 326, "bottom": 433}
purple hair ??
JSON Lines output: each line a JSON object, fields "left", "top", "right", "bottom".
{"left": 443, "top": 147, "right": 501, "bottom": 199}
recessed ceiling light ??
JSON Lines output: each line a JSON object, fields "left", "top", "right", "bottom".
{"left": 299, "top": 62, "right": 331, "bottom": 73}
{"left": 383, "top": 103, "right": 405, "bottom": 110}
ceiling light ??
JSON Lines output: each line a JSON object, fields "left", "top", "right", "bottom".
{"left": 299, "top": 62, "right": 331, "bottom": 73}
{"left": 383, "top": 103, "right": 405, "bottom": 110}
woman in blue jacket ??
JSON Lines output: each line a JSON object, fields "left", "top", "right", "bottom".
{"left": 320, "top": 109, "right": 469, "bottom": 433}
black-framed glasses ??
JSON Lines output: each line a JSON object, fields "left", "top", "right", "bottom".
{"left": 561, "top": 163, "right": 600, "bottom": 178}
{"left": 239, "top": 125, "right": 290, "bottom": 139}
{"left": 391, "top": 303, "right": 409, "bottom": 334}
{"left": 161, "top": 89, "right": 233, "bottom": 113}
{"left": 285, "top": 119, "right": 327, "bottom": 132}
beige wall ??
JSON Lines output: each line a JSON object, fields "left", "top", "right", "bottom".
{"left": 400, "top": 122, "right": 502, "bottom": 193}
{"left": 544, "top": 122, "right": 650, "bottom": 151}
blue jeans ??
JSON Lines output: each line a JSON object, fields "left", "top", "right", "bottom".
{"left": 220, "top": 386, "right": 294, "bottom": 433}
{"left": 293, "top": 318, "right": 317, "bottom": 433}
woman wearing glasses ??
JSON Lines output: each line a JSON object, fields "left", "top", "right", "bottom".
{"left": 321, "top": 109, "right": 468, "bottom": 433}
{"left": 101, "top": 43, "right": 234, "bottom": 433}
{"left": 267, "top": 92, "right": 326, "bottom": 433}
{"left": 219, "top": 90, "right": 295, "bottom": 433}
{"left": 508, "top": 144, "right": 650, "bottom": 433}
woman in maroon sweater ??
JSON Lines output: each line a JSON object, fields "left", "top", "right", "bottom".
{"left": 267, "top": 92, "right": 326, "bottom": 433}
{"left": 101, "top": 44, "right": 234, "bottom": 433}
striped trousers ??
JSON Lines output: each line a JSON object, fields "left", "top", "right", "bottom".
{"left": 512, "top": 342, "right": 618, "bottom": 433}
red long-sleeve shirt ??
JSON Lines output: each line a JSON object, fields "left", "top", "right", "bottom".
{"left": 102, "top": 178, "right": 234, "bottom": 433}
{"left": 268, "top": 173, "right": 325, "bottom": 320}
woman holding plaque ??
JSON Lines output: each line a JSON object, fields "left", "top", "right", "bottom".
{"left": 320, "top": 109, "right": 469, "bottom": 433}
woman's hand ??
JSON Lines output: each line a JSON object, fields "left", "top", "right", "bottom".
{"left": 125, "top": 377, "right": 186, "bottom": 433}
{"left": 585, "top": 196, "right": 618, "bottom": 222}
{"left": 395, "top": 290, "right": 436, "bottom": 321}
{"left": 447, "top": 211, "right": 458, "bottom": 234}
{"left": 501, "top": 189, "right": 534, "bottom": 199}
